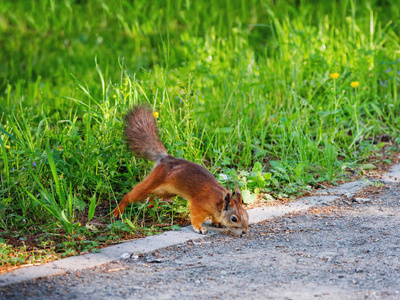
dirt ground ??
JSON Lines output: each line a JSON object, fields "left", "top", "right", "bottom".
{"left": 1, "top": 182, "right": 400, "bottom": 300}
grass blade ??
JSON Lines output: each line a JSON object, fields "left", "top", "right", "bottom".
{"left": 45, "top": 142, "right": 66, "bottom": 206}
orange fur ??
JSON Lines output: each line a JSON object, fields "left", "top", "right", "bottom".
{"left": 112, "top": 105, "right": 249, "bottom": 235}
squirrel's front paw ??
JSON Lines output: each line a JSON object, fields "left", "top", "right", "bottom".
{"left": 193, "top": 226, "right": 208, "bottom": 234}
{"left": 211, "top": 222, "right": 223, "bottom": 228}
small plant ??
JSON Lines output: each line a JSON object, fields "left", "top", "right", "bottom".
{"left": 0, "top": 239, "right": 61, "bottom": 273}
{"left": 218, "top": 162, "right": 277, "bottom": 204}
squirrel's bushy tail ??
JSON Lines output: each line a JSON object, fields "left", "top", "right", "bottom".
{"left": 123, "top": 105, "right": 167, "bottom": 162}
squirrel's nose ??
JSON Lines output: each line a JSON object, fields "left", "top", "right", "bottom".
{"left": 242, "top": 229, "right": 247, "bottom": 235}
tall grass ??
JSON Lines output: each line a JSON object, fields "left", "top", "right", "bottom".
{"left": 0, "top": 0, "right": 399, "bottom": 245}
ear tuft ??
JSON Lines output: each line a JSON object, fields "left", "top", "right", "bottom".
{"left": 223, "top": 192, "right": 232, "bottom": 210}
{"left": 235, "top": 187, "right": 243, "bottom": 204}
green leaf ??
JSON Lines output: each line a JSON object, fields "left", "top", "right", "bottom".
{"left": 0, "top": 134, "right": 9, "bottom": 185}
{"left": 383, "top": 159, "right": 391, "bottom": 165}
{"left": 60, "top": 210, "right": 71, "bottom": 225}
{"left": 170, "top": 225, "right": 181, "bottom": 231}
{"left": 269, "top": 161, "right": 287, "bottom": 173}
{"left": 241, "top": 189, "right": 257, "bottom": 204}
{"left": 252, "top": 161, "right": 263, "bottom": 172}
{"left": 264, "top": 194, "right": 275, "bottom": 201}
{"left": 270, "top": 177, "right": 280, "bottom": 188}
{"left": 124, "top": 218, "right": 137, "bottom": 231}
{"left": 215, "top": 127, "right": 234, "bottom": 133}
{"left": 0, "top": 126, "right": 21, "bottom": 145}
{"left": 361, "top": 163, "right": 376, "bottom": 170}
{"left": 24, "top": 188, "right": 72, "bottom": 235}
{"left": 221, "top": 157, "right": 231, "bottom": 166}
{"left": 263, "top": 173, "right": 272, "bottom": 180}
{"left": 88, "top": 193, "right": 97, "bottom": 221}
{"left": 46, "top": 142, "right": 66, "bottom": 206}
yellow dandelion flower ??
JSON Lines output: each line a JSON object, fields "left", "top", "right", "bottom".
{"left": 330, "top": 73, "right": 340, "bottom": 79}
{"left": 5, "top": 145, "right": 10, "bottom": 149}
{"left": 153, "top": 111, "right": 159, "bottom": 118}
{"left": 350, "top": 81, "right": 359, "bottom": 88}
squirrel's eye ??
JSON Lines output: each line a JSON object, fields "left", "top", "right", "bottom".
{"left": 231, "top": 216, "right": 238, "bottom": 223}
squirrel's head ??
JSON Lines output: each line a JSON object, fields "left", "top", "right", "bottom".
{"left": 220, "top": 189, "right": 249, "bottom": 236}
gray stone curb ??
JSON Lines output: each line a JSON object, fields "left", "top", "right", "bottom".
{"left": 1, "top": 164, "right": 399, "bottom": 287}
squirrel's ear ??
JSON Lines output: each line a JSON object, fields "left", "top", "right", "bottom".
{"left": 235, "top": 188, "right": 243, "bottom": 204}
{"left": 223, "top": 192, "right": 232, "bottom": 210}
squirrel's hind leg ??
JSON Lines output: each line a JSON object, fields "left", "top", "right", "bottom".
{"left": 112, "top": 169, "right": 165, "bottom": 218}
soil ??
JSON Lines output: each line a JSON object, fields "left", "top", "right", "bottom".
{"left": 1, "top": 181, "right": 399, "bottom": 299}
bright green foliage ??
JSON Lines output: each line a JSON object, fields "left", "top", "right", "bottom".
{"left": 0, "top": 0, "right": 399, "bottom": 244}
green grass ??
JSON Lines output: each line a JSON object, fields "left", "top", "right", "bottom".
{"left": 1, "top": 0, "right": 400, "bottom": 260}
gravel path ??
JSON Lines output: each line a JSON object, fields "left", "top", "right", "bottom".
{"left": 1, "top": 183, "right": 400, "bottom": 300}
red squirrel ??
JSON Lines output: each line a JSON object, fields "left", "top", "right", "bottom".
{"left": 112, "top": 105, "right": 249, "bottom": 235}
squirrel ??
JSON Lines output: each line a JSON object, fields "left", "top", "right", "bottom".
{"left": 112, "top": 105, "right": 249, "bottom": 235}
